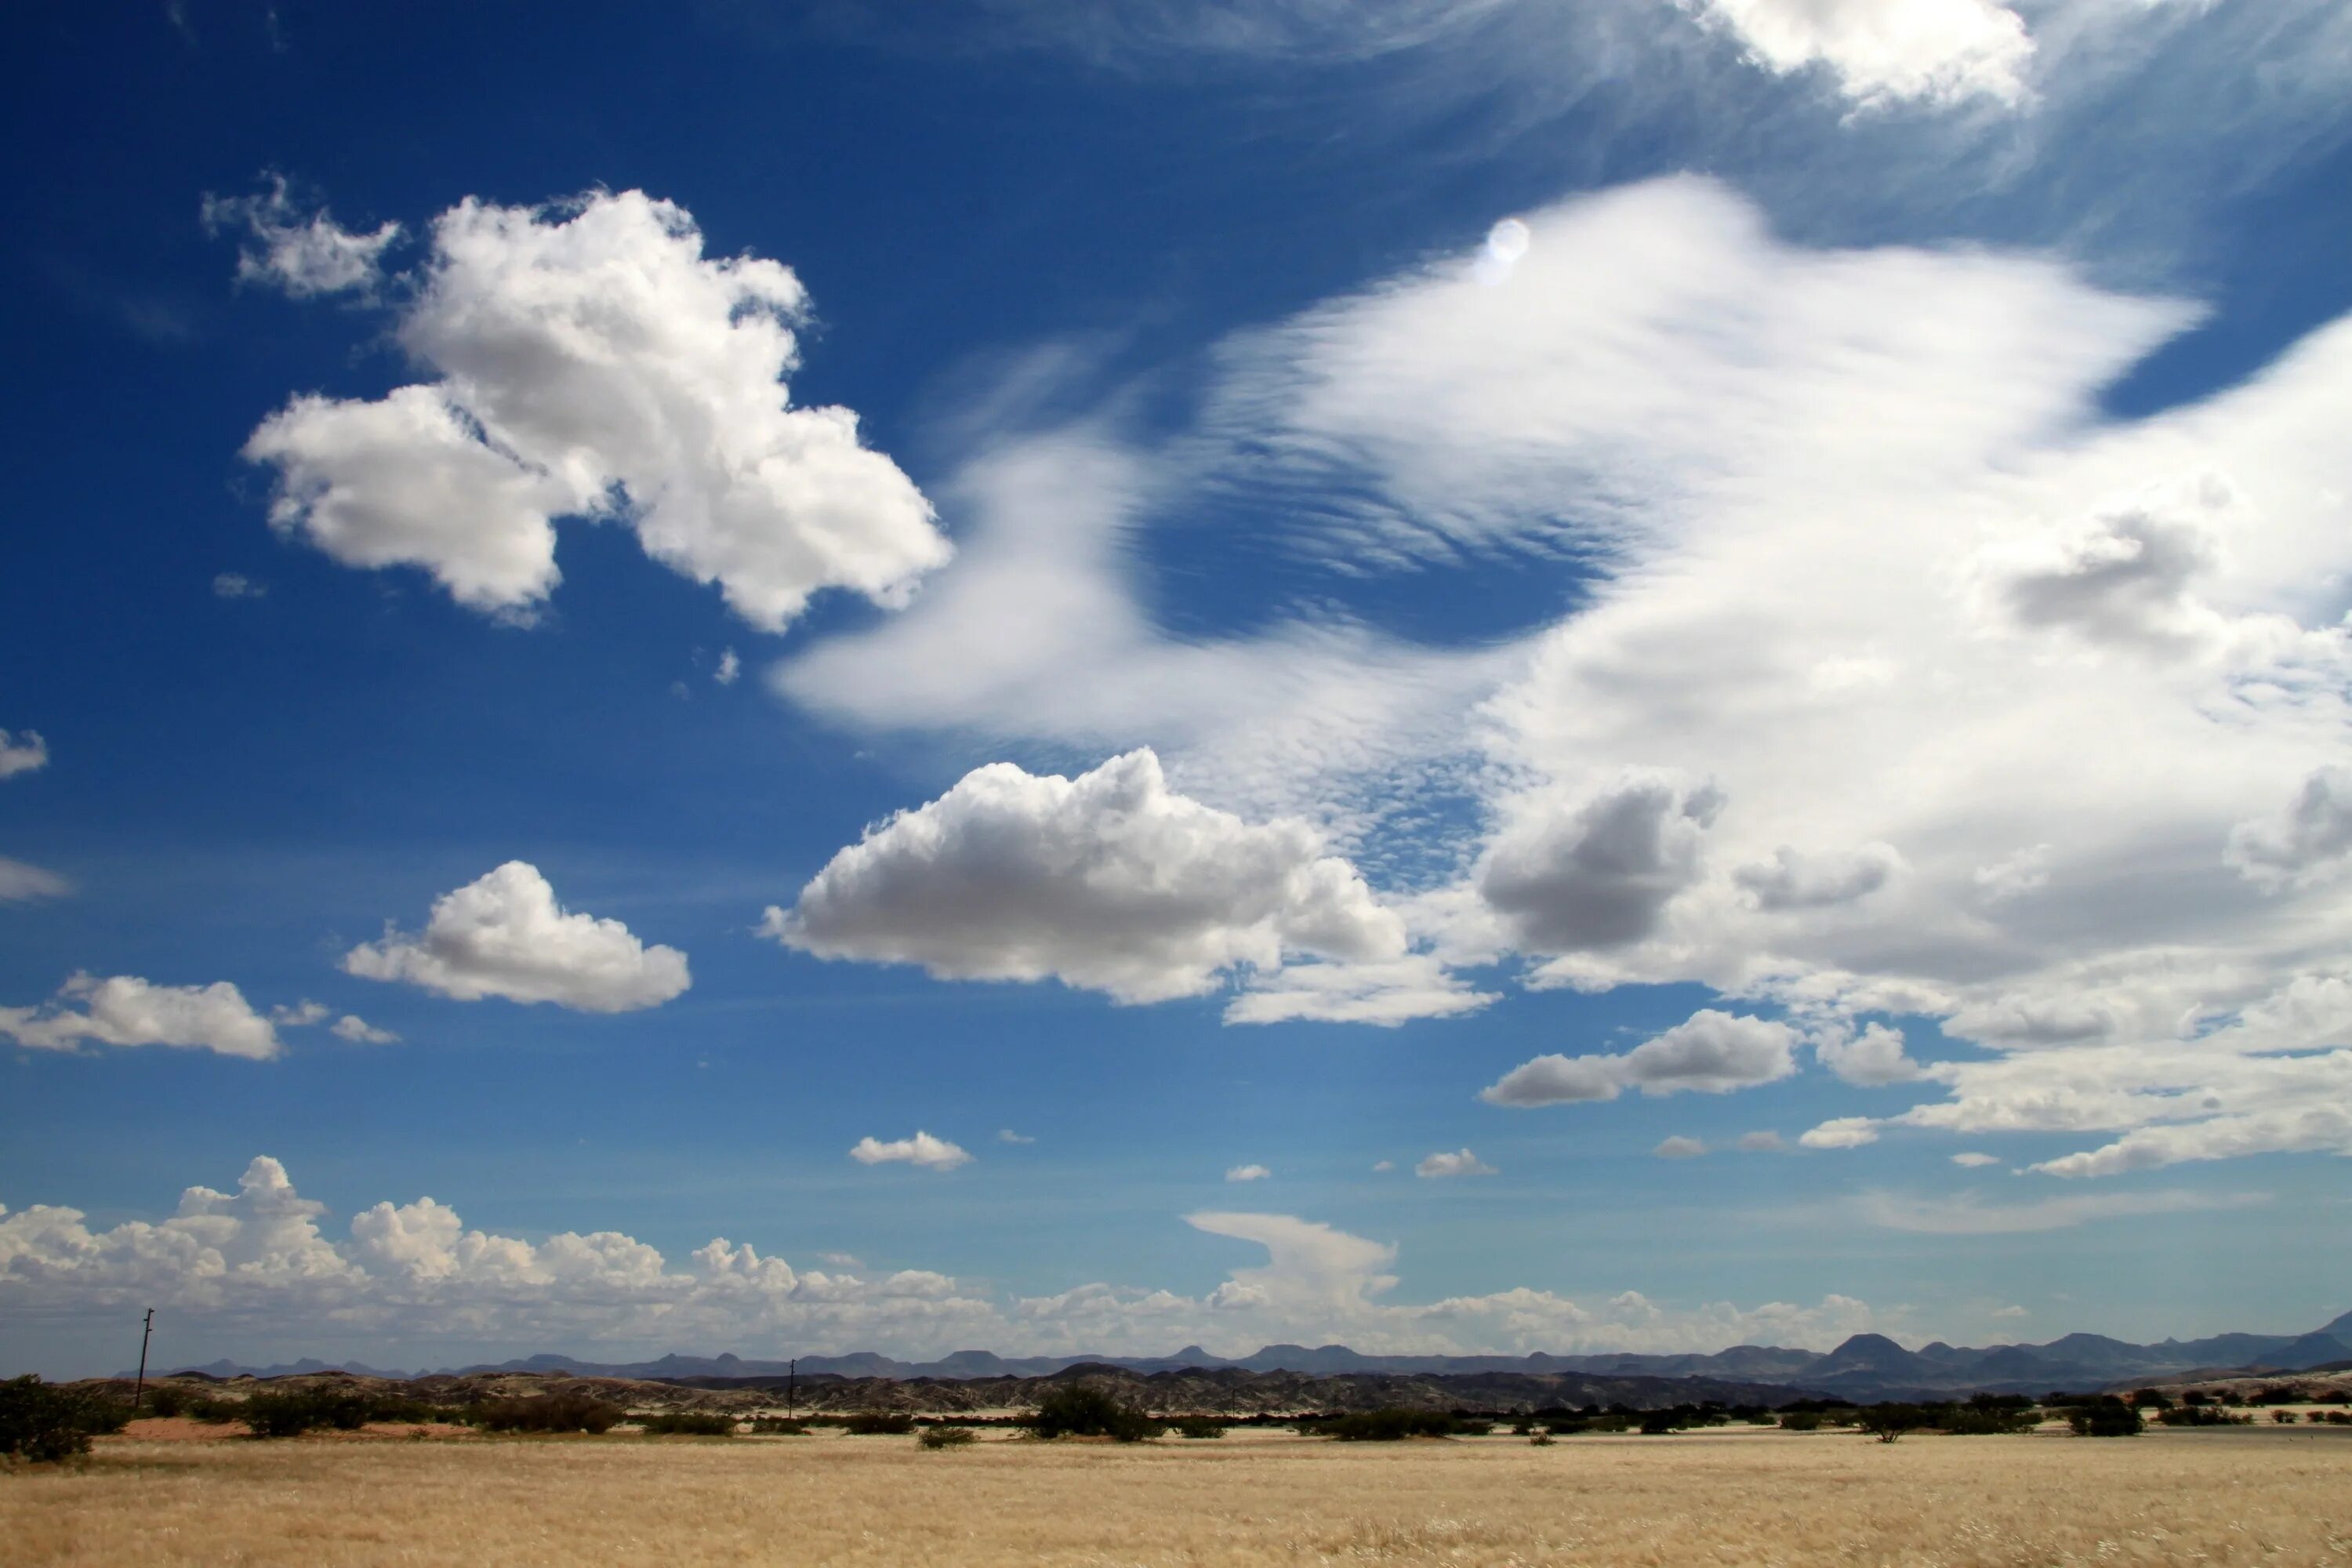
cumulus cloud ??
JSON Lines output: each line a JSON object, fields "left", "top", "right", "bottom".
{"left": 243, "top": 190, "right": 949, "bottom": 630}
{"left": 344, "top": 862, "right": 689, "bottom": 1012}
{"left": 1690, "top": 0, "right": 2034, "bottom": 108}
{"left": 3, "top": 1160, "right": 1907, "bottom": 1364}
{"left": 0, "top": 857, "right": 71, "bottom": 902}
{"left": 1736, "top": 1131, "right": 1787, "bottom": 1152}
{"left": 1482, "top": 1009, "right": 1799, "bottom": 1106}
{"left": 1415, "top": 1149, "right": 1497, "bottom": 1178}
{"left": 1814, "top": 1022, "right": 1923, "bottom": 1085}
{"left": 1951, "top": 1151, "right": 2001, "bottom": 1167}
{"left": 202, "top": 177, "right": 401, "bottom": 297}
{"left": 764, "top": 750, "right": 1408, "bottom": 1007}
{"left": 1734, "top": 844, "right": 1900, "bottom": 910}
{"left": 1225, "top": 1163, "right": 1272, "bottom": 1182}
{"left": 996, "top": 1128, "right": 1036, "bottom": 1145}
{"left": 0, "top": 975, "right": 280, "bottom": 1060}
{"left": 2227, "top": 767, "right": 2352, "bottom": 891}
{"left": 713, "top": 648, "right": 741, "bottom": 686}
{"left": 1223, "top": 955, "right": 1496, "bottom": 1027}
{"left": 1653, "top": 1135, "right": 1708, "bottom": 1159}
{"left": 0, "top": 729, "right": 48, "bottom": 780}
{"left": 1800, "top": 1116, "right": 1880, "bottom": 1149}
{"left": 1477, "top": 775, "right": 1722, "bottom": 953}
{"left": 331, "top": 1014, "right": 400, "bottom": 1045}
{"left": 848, "top": 1132, "right": 973, "bottom": 1171}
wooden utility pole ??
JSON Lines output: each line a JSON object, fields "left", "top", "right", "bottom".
{"left": 133, "top": 1308, "right": 154, "bottom": 1409}
{"left": 787, "top": 1358, "right": 796, "bottom": 1421}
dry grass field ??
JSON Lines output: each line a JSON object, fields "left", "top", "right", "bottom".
{"left": 7, "top": 1426, "right": 2350, "bottom": 1566}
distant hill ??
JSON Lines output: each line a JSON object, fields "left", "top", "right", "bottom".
{"left": 162, "top": 1308, "right": 2350, "bottom": 1400}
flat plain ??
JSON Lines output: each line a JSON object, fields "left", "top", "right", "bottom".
{"left": 8, "top": 1426, "right": 2350, "bottom": 1566}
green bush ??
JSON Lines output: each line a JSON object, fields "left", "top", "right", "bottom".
{"left": 242, "top": 1387, "right": 447, "bottom": 1438}
{"left": 640, "top": 1410, "right": 736, "bottom": 1436}
{"left": 1300, "top": 1409, "right": 1472, "bottom": 1442}
{"left": 1637, "top": 1410, "right": 1686, "bottom": 1436}
{"left": 750, "top": 1416, "right": 809, "bottom": 1435}
{"left": 0, "top": 1376, "right": 128, "bottom": 1463}
{"left": 2130, "top": 1388, "right": 2173, "bottom": 1411}
{"left": 2271, "top": 1410, "right": 2300, "bottom": 1424}
{"left": 920, "top": 1425, "right": 977, "bottom": 1449}
{"left": 2156, "top": 1405, "right": 2251, "bottom": 1427}
{"left": 2064, "top": 1399, "right": 2143, "bottom": 1438}
{"left": 841, "top": 1410, "right": 917, "bottom": 1436}
{"left": 473, "top": 1392, "right": 623, "bottom": 1434}
{"left": 1029, "top": 1385, "right": 1163, "bottom": 1443}
{"left": 1778, "top": 1410, "right": 1824, "bottom": 1432}
{"left": 1530, "top": 1432, "right": 1555, "bottom": 1446}
{"left": 1171, "top": 1416, "right": 1227, "bottom": 1439}
{"left": 1857, "top": 1405, "right": 1931, "bottom": 1443}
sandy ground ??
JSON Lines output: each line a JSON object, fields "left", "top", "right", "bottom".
{"left": 6, "top": 1426, "right": 2350, "bottom": 1566}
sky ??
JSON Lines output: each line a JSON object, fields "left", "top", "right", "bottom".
{"left": 3, "top": 0, "right": 2350, "bottom": 1378}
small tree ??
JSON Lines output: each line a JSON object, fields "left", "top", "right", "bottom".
{"left": 0, "top": 1377, "right": 127, "bottom": 1463}
{"left": 2064, "top": 1399, "right": 2143, "bottom": 1437}
{"left": 1858, "top": 1404, "right": 1931, "bottom": 1443}
{"left": 1029, "top": 1385, "right": 1163, "bottom": 1442}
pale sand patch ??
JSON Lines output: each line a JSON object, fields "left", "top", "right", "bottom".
{"left": 5, "top": 1428, "right": 2347, "bottom": 1566}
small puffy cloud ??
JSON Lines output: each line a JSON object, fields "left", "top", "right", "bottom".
{"left": 344, "top": 861, "right": 690, "bottom": 1012}
{"left": 0, "top": 857, "right": 71, "bottom": 902}
{"left": 1736, "top": 1131, "right": 1786, "bottom": 1152}
{"left": 1415, "top": 1149, "right": 1497, "bottom": 1178}
{"left": 1951, "top": 1151, "right": 2001, "bottom": 1167}
{"left": 2227, "top": 767, "right": 2352, "bottom": 891}
{"left": 1815, "top": 1022, "right": 1924, "bottom": 1086}
{"left": 1477, "top": 775, "right": 1721, "bottom": 953}
{"left": 1653, "top": 1135, "right": 1708, "bottom": 1159}
{"left": 332, "top": 1014, "right": 400, "bottom": 1045}
{"left": 270, "top": 1000, "right": 331, "bottom": 1025}
{"left": 202, "top": 177, "right": 401, "bottom": 297}
{"left": 211, "top": 572, "right": 266, "bottom": 599}
{"left": 1371, "top": 1160, "right": 1396, "bottom": 1172}
{"left": 0, "top": 974, "right": 281, "bottom": 1060}
{"left": 848, "top": 1132, "right": 973, "bottom": 1171}
{"left": 1481, "top": 1009, "right": 1799, "bottom": 1106}
{"left": 996, "top": 1128, "right": 1036, "bottom": 1145}
{"left": 1691, "top": 0, "right": 2034, "bottom": 109}
{"left": 714, "top": 648, "right": 741, "bottom": 686}
{"left": 0, "top": 729, "right": 49, "bottom": 780}
{"left": 765, "top": 750, "right": 1406, "bottom": 1006}
{"left": 1733, "top": 844, "right": 1900, "bottom": 910}
{"left": 243, "top": 190, "right": 949, "bottom": 630}
{"left": 1225, "top": 1163, "right": 1272, "bottom": 1182}
{"left": 1800, "top": 1116, "right": 1882, "bottom": 1149}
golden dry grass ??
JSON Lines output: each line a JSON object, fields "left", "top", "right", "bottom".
{"left": 8, "top": 1427, "right": 2350, "bottom": 1566}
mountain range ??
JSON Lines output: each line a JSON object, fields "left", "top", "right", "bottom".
{"left": 163, "top": 1308, "right": 2352, "bottom": 1400}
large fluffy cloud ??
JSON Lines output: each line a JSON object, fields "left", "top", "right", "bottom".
{"left": 0, "top": 975, "right": 281, "bottom": 1060}
{"left": 243, "top": 190, "right": 949, "bottom": 630}
{"left": 345, "top": 862, "right": 690, "bottom": 1012}
{"left": 1483, "top": 1010, "right": 1800, "bottom": 1106}
{"left": 2, "top": 1160, "right": 1905, "bottom": 1368}
{"left": 763, "top": 750, "right": 1413, "bottom": 1010}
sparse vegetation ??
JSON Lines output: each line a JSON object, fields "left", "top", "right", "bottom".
{"left": 840, "top": 1411, "right": 916, "bottom": 1436}
{"left": 919, "top": 1425, "right": 976, "bottom": 1449}
{"left": 1857, "top": 1404, "right": 1930, "bottom": 1443}
{"left": 1171, "top": 1416, "right": 1227, "bottom": 1439}
{"left": 2156, "top": 1404, "right": 2252, "bottom": 1427}
{"left": 1298, "top": 1409, "right": 1483, "bottom": 1441}
{"left": 0, "top": 1376, "right": 127, "bottom": 1464}
{"left": 2061, "top": 1398, "right": 2143, "bottom": 1438}
{"left": 471, "top": 1392, "right": 623, "bottom": 1435}
{"left": 241, "top": 1388, "right": 448, "bottom": 1438}
{"left": 639, "top": 1411, "right": 736, "bottom": 1436}
{"left": 748, "top": 1417, "right": 808, "bottom": 1436}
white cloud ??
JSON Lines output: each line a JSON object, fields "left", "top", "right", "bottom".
{"left": 0, "top": 975, "right": 281, "bottom": 1060}
{"left": 1951, "top": 1151, "right": 2001, "bottom": 1167}
{"left": 0, "top": 858, "right": 71, "bottom": 902}
{"left": 1415, "top": 1148, "right": 1497, "bottom": 1178}
{"left": 270, "top": 1000, "right": 331, "bottom": 1026}
{"left": 202, "top": 177, "right": 401, "bottom": 297}
{"left": 331, "top": 1014, "right": 401, "bottom": 1045}
{"left": 1223, "top": 955, "right": 1496, "bottom": 1027}
{"left": 2227, "top": 766, "right": 2352, "bottom": 891}
{"left": 1857, "top": 1187, "right": 2264, "bottom": 1234}
{"left": 1371, "top": 1159, "right": 1396, "bottom": 1172}
{"left": 848, "top": 1132, "right": 973, "bottom": 1171}
{"left": 1991, "top": 1304, "right": 2030, "bottom": 1319}
{"left": 0, "top": 729, "right": 48, "bottom": 780}
{"left": 1483, "top": 1009, "right": 1800, "bottom": 1105}
{"left": 1800, "top": 1116, "right": 1881, "bottom": 1149}
{"left": 1734, "top": 844, "right": 1901, "bottom": 911}
{"left": 1736, "top": 1131, "right": 1787, "bottom": 1152}
{"left": 763, "top": 750, "right": 1408, "bottom": 1007}
{"left": 996, "top": 1128, "right": 1036, "bottom": 1145}
{"left": 2, "top": 1160, "right": 1907, "bottom": 1363}
{"left": 344, "top": 861, "right": 689, "bottom": 1012}
{"left": 244, "top": 190, "right": 949, "bottom": 630}
{"left": 713, "top": 648, "right": 741, "bottom": 686}
{"left": 1225, "top": 1163, "right": 1272, "bottom": 1182}
{"left": 1653, "top": 1135, "right": 1708, "bottom": 1159}
{"left": 211, "top": 572, "right": 266, "bottom": 599}
{"left": 1690, "top": 0, "right": 2034, "bottom": 109}
{"left": 1815, "top": 1022, "right": 1923, "bottom": 1085}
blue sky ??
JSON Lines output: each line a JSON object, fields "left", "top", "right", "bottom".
{"left": 4, "top": 0, "right": 2350, "bottom": 1377}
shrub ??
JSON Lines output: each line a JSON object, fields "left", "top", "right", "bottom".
{"left": 2064, "top": 1399, "right": 2143, "bottom": 1438}
{"left": 750, "top": 1417, "right": 809, "bottom": 1435}
{"left": 1637, "top": 1411, "right": 1686, "bottom": 1436}
{"left": 1029, "top": 1386, "right": 1163, "bottom": 1443}
{"left": 2156, "top": 1405, "right": 2251, "bottom": 1427}
{"left": 2324, "top": 1411, "right": 2351, "bottom": 1425}
{"left": 1530, "top": 1432, "right": 1555, "bottom": 1446}
{"left": 641, "top": 1411, "right": 736, "bottom": 1436}
{"left": 474, "top": 1392, "right": 623, "bottom": 1434}
{"left": 1778, "top": 1410, "right": 1824, "bottom": 1432}
{"left": 0, "top": 1376, "right": 128, "bottom": 1463}
{"left": 242, "top": 1390, "right": 332, "bottom": 1439}
{"left": 2272, "top": 1410, "right": 2300, "bottom": 1424}
{"left": 241, "top": 1387, "right": 446, "bottom": 1437}
{"left": 1171, "top": 1416, "right": 1227, "bottom": 1439}
{"left": 1300, "top": 1409, "right": 1467, "bottom": 1442}
{"left": 1935, "top": 1401, "right": 2039, "bottom": 1436}
{"left": 2131, "top": 1388, "right": 2173, "bottom": 1411}
{"left": 841, "top": 1410, "right": 917, "bottom": 1436}
{"left": 920, "top": 1425, "right": 977, "bottom": 1449}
